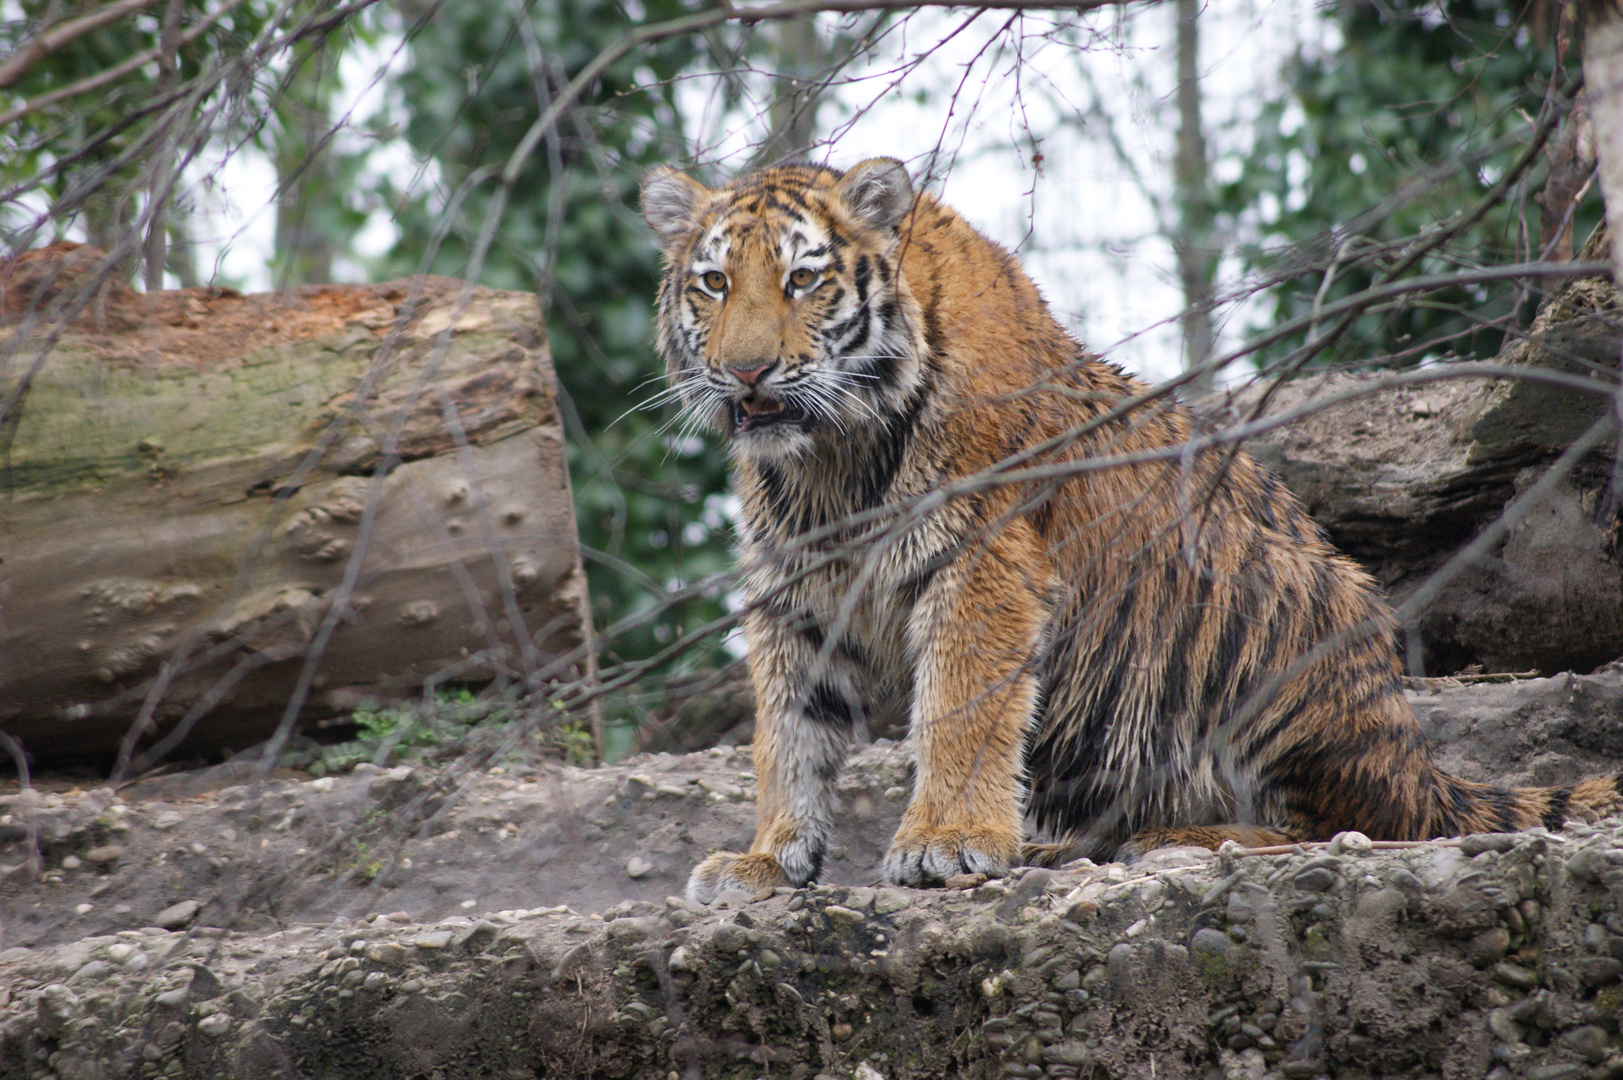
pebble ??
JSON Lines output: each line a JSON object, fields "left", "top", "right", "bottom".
{"left": 1568, "top": 847, "right": 1613, "bottom": 883}
{"left": 711, "top": 923, "right": 749, "bottom": 952}
{"left": 69, "top": 960, "right": 110, "bottom": 983}
{"left": 61, "top": 856, "right": 82, "bottom": 870}
{"left": 1525, "top": 1065, "right": 1585, "bottom": 1080}
{"left": 197, "top": 1014, "right": 232, "bottom": 1038}
{"left": 1493, "top": 962, "right": 1539, "bottom": 989}
{"left": 154, "top": 900, "right": 200, "bottom": 930}
{"left": 1327, "top": 831, "right": 1372, "bottom": 856}
{"left": 400, "top": 980, "right": 423, "bottom": 993}
{"left": 366, "top": 943, "right": 407, "bottom": 966}
{"left": 1467, "top": 927, "right": 1511, "bottom": 967}
{"left": 1190, "top": 928, "right": 1231, "bottom": 957}
{"left": 874, "top": 889, "right": 911, "bottom": 915}
{"left": 412, "top": 930, "right": 453, "bottom": 949}
{"left": 1293, "top": 867, "right": 1338, "bottom": 893}
{"left": 152, "top": 811, "right": 184, "bottom": 831}
{"left": 1561, "top": 1025, "right": 1611, "bottom": 1064}
{"left": 83, "top": 845, "right": 124, "bottom": 864}
{"left": 626, "top": 856, "right": 653, "bottom": 879}
{"left": 74, "top": 903, "right": 92, "bottom": 916}
{"left": 1042, "top": 1044, "right": 1087, "bottom": 1066}
{"left": 825, "top": 905, "right": 865, "bottom": 927}
{"left": 1484, "top": 1006, "right": 1523, "bottom": 1045}
{"left": 1460, "top": 833, "right": 1519, "bottom": 856}
{"left": 1576, "top": 956, "right": 1623, "bottom": 988}
{"left": 155, "top": 988, "right": 189, "bottom": 1008}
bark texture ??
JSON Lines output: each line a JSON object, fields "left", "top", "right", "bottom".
{"left": 0, "top": 246, "right": 591, "bottom": 763}
{"left": 1202, "top": 226, "right": 1623, "bottom": 677}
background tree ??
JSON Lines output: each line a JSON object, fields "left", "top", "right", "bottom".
{"left": 0, "top": 0, "right": 280, "bottom": 285}
{"left": 1222, "top": 0, "right": 1599, "bottom": 373}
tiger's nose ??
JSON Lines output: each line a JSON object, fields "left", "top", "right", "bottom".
{"left": 727, "top": 362, "right": 774, "bottom": 386}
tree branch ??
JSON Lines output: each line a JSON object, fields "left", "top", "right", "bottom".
{"left": 503, "top": 0, "right": 1149, "bottom": 187}
{"left": 0, "top": 0, "right": 251, "bottom": 127}
{"left": 0, "top": 0, "right": 159, "bottom": 89}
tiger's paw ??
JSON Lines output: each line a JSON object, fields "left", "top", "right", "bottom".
{"left": 881, "top": 823, "right": 1020, "bottom": 887}
{"left": 686, "top": 851, "right": 790, "bottom": 904}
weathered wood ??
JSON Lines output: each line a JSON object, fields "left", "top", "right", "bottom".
{"left": 0, "top": 246, "right": 592, "bottom": 764}
{"left": 1203, "top": 227, "right": 1622, "bottom": 676}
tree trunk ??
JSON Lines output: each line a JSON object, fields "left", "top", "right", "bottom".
{"left": 273, "top": 27, "right": 341, "bottom": 287}
{"left": 1172, "top": 0, "right": 1217, "bottom": 397}
{"left": 754, "top": 14, "right": 825, "bottom": 167}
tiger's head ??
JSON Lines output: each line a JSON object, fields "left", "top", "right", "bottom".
{"left": 640, "top": 159, "right": 927, "bottom": 460}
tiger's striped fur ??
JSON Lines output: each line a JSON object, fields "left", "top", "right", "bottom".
{"left": 640, "top": 158, "right": 1623, "bottom": 900}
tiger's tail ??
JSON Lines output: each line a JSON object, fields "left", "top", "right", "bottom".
{"left": 1429, "top": 772, "right": 1623, "bottom": 837}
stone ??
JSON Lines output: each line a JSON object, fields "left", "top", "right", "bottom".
{"left": 1190, "top": 928, "right": 1232, "bottom": 958}
{"left": 412, "top": 931, "right": 453, "bottom": 949}
{"left": 1294, "top": 867, "right": 1338, "bottom": 892}
{"left": 197, "top": 1014, "right": 231, "bottom": 1038}
{"left": 824, "top": 905, "right": 865, "bottom": 926}
{"left": 153, "top": 900, "right": 200, "bottom": 930}
{"left": 1561, "top": 1025, "right": 1612, "bottom": 1064}
{"left": 1467, "top": 927, "right": 1512, "bottom": 967}
{"left": 1576, "top": 956, "right": 1623, "bottom": 988}
{"left": 626, "top": 856, "right": 653, "bottom": 879}
{"left": 1041, "top": 1044, "right": 1088, "bottom": 1067}
{"left": 1327, "top": 831, "right": 1373, "bottom": 856}
{"left": 711, "top": 923, "right": 749, "bottom": 952}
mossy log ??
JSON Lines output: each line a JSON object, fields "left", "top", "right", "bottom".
{"left": 0, "top": 247, "right": 591, "bottom": 764}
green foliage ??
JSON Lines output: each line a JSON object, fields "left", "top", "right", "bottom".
{"left": 0, "top": 1, "right": 275, "bottom": 270}
{"left": 1222, "top": 0, "right": 1599, "bottom": 370}
{"left": 372, "top": 0, "right": 736, "bottom": 714}
{"left": 294, "top": 689, "right": 595, "bottom": 775}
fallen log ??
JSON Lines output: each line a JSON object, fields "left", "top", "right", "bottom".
{"left": 1203, "top": 227, "right": 1623, "bottom": 676}
{"left": 0, "top": 245, "right": 592, "bottom": 764}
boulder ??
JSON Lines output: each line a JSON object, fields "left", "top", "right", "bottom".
{"left": 0, "top": 247, "right": 591, "bottom": 764}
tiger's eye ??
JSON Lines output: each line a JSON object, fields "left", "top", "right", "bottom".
{"left": 788, "top": 267, "right": 817, "bottom": 289}
{"left": 701, "top": 270, "right": 727, "bottom": 292}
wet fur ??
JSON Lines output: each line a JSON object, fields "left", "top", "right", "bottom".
{"left": 640, "top": 159, "right": 1623, "bottom": 901}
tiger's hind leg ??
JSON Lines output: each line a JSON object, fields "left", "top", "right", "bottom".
{"left": 1115, "top": 824, "right": 1300, "bottom": 862}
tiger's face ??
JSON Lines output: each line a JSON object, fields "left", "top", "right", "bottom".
{"left": 641, "top": 159, "right": 926, "bottom": 460}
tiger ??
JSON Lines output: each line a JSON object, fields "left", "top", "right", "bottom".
{"left": 639, "top": 157, "right": 1623, "bottom": 901}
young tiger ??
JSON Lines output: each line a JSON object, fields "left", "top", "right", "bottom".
{"left": 640, "top": 157, "right": 1622, "bottom": 901}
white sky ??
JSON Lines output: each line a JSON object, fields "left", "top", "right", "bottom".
{"left": 117, "top": 0, "right": 1324, "bottom": 388}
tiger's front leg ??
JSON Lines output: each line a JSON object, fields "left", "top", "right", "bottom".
{"left": 686, "top": 609, "right": 855, "bottom": 903}
{"left": 882, "top": 525, "right": 1053, "bottom": 887}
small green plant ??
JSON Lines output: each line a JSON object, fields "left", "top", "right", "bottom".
{"left": 348, "top": 840, "right": 384, "bottom": 883}
{"left": 295, "top": 688, "right": 593, "bottom": 775}
{"left": 557, "top": 719, "right": 595, "bottom": 767}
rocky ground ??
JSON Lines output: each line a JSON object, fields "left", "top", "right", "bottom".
{"left": 3, "top": 668, "right": 1623, "bottom": 1078}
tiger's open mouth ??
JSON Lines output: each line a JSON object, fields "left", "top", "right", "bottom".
{"left": 732, "top": 396, "right": 806, "bottom": 434}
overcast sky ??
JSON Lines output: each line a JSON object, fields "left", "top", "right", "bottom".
{"left": 186, "top": 0, "right": 1322, "bottom": 387}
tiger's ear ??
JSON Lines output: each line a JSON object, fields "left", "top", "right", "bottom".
{"left": 641, "top": 166, "right": 710, "bottom": 241}
{"left": 836, "top": 158, "right": 914, "bottom": 231}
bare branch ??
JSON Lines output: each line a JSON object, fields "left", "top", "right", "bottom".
{"left": 0, "top": 0, "right": 159, "bottom": 89}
